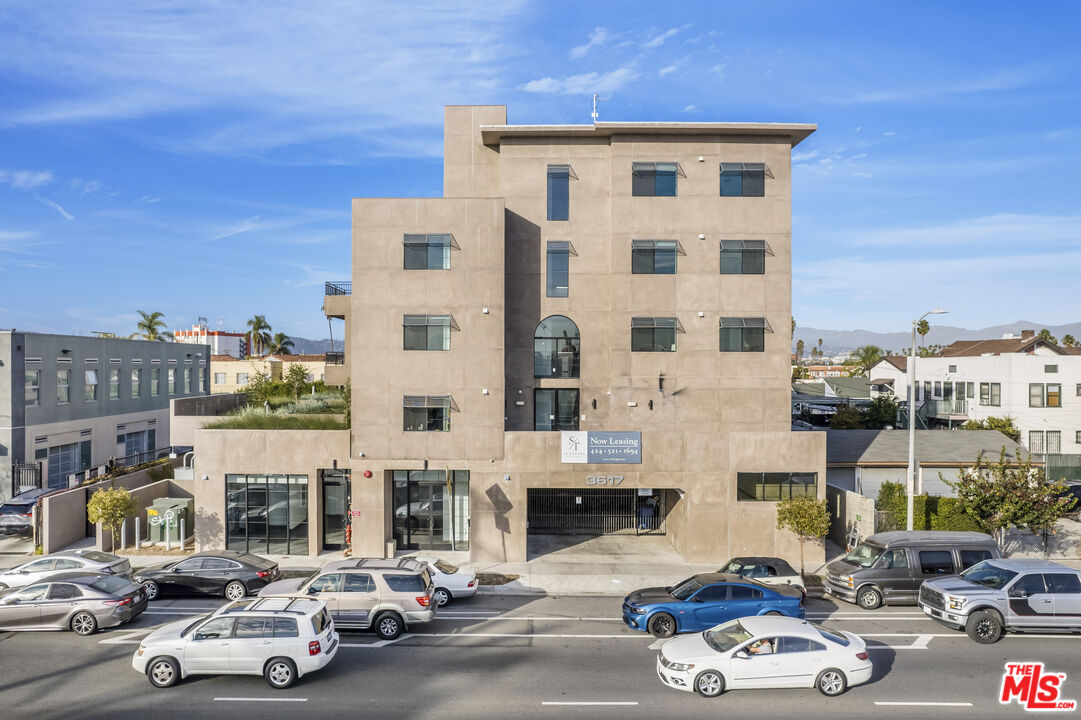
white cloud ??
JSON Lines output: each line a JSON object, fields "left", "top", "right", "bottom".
{"left": 643, "top": 28, "right": 679, "bottom": 48}
{"left": 843, "top": 213, "right": 1081, "bottom": 248}
{"left": 137, "top": 195, "right": 160, "bottom": 204}
{"left": 570, "top": 27, "right": 608, "bottom": 59}
{"left": 0, "top": 169, "right": 53, "bottom": 189}
{"left": 682, "top": 105, "right": 697, "bottom": 113}
{"left": 0, "top": 230, "right": 38, "bottom": 254}
{"left": 791, "top": 150, "right": 819, "bottom": 163}
{"left": 883, "top": 131, "right": 896, "bottom": 136}
{"left": 710, "top": 63, "right": 726, "bottom": 76}
{"left": 35, "top": 196, "right": 74, "bottom": 220}
{"left": 830, "top": 64, "right": 1047, "bottom": 105}
{"left": 71, "top": 178, "right": 103, "bottom": 194}
{"left": 521, "top": 67, "right": 638, "bottom": 95}
{"left": 659, "top": 64, "right": 678, "bottom": 77}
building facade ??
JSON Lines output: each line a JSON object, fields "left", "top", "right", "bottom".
{"left": 209, "top": 353, "right": 328, "bottom": 394}
{"left": 0, "top": 331, "right": 210, "bottom": 500}
{"left": 174, "top": 320, "right": 247, "bottom": 358}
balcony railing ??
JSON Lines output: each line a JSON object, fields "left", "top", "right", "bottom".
{"left": 326, "top": 351, "right": 346, "bottom": 366}
{"left": 325, "top": 281, "right": 352, "bottom": 296}
{"left": 924, "top": 399, "right": 968, "bottom": 418}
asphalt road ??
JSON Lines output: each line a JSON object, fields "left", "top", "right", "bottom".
{"left": 0, "top": 594, "right": 1078, "bottom": 720}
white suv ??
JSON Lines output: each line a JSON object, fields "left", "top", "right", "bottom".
{"left": 133, "top": 595, "right": 338, "bottom": 689}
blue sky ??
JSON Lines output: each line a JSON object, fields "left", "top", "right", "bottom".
{"left": 1, "top": 1, "right": 1079, "bottom": 339}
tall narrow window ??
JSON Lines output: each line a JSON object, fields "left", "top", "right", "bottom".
{"left": 57, "top": 370, "right": 70, "bottom": 404}
{"left": 168, "top": 368, "right": 176, "bottom": 395}
{"left": 632, "top": 317, "right": 681, "bottom": 352}
{"left": 1029, "top": 431, "right": 1045, "bottom": 454}
{"left": 85, "top": 370, "right": 99, "bottom": 401}
{"left": 719, "top": 317, "right": 771, "bottom": 352}
{"left": 546, "top": 241, "right": 575, "bottom": 297}
{"left": 719, "top": 162, "right": 770, "bottom": 197}
{"left": 1029, "top": 383, "right": 1045, "bottom": 408}
{"left": 979, "top": 382, "right": 990, "bottom": 406}
{"left": 534, "top": 389, "right": 580, "bottom": 431}
{"left": 1047, "top": 383, "right": 1062, "bottom": 408}
{"left": 131, "top": 369, "right": 142, "bottom": 398}
{"left": 720, "top": 240, "right": 772, "bottom": 274}
{"left": 547, "top": 165, "right": 570, "bottom": 221}
{"left": 1046, "top": 431, "right": 1061, "bottom": 454}
{"left": 403, "top": 233, "right": 456, "bottom": 270}
{"left": 151, "top": 368, "right": 160, "bottom": 396}
{"left": 631, "top": 240, "right": 680, "bottom": 274}
{"left": 990, "top": 383, "right": 1001, "bottom": 406}
{"left": 109, "top": 369, "right": 121, "bottom": 399}
{"left": 403, "top": 314, "right": 457, "bottom": 351}
{"left": 632, "top": 162, "right": 680, "bottom": 196}
{"left": 534, "top": 316, "right": 580, "bottom": 378}
{"left": 184, "top": 368, "right": 192, "bottom": 394}
{"left": 25, "top": 370, "right": 40, "bottom": 406}
{"left": 403, "top": 395, "right": 455, "bottom": 432}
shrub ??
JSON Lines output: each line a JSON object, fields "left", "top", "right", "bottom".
{"left": 875, "top": 481, "right": 980, "bottom": 532}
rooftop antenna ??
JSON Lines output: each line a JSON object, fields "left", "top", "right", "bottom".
{"left": 591, "top": 93, "right": 607, "bottom": 124}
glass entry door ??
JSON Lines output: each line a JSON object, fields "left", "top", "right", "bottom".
{"left": 392, "top": 470, "right": 469, "bottom": 551}
{"left": 321, "top": 470, "right": 349, "bottom": 551}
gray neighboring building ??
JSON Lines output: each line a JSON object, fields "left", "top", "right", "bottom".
{"left": 826, "top": 428, "right": 1033, "bottom": 501}
{"left": 0, "top": 331, "right": 210, "bottom": 499}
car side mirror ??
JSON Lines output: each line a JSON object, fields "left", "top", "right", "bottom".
{"left": 735, "top": 651, "right": 749, "bottom": 660}
{"left": 1009, "top": 588, "right": 1028, "bottom": 598}
{"left": 692, "top": 596, "right": 703, "bottom": 603}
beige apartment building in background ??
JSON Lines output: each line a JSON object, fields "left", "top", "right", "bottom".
{"left": 193, "top": 105, "right": 827, "bottom": 566}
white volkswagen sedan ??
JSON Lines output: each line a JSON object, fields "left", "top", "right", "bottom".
{"left": 415, "top": 557, "right": 478, "bottom": 607}
{"left": 656, "top": 616, "right": 872, "bottom": 698}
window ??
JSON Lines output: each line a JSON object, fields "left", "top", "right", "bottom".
{"left": 719, "top": 239, "right": 771, "bottom": 274}
{"left": 151, "top": 368, "right": 160, "bottom": 396}
{"left": 719, "top": 162, "right": 770, "bottom": 197}
{"left": 632, "top": 240, "right": 679, "bottom": 274}
{"left": 960, "top": 550, "right": 992, "bottom": 570}
{"left": 1047, "top": 573, "right": 1081, "bottom": 594}
{"left": 777, "top": 637, "right": 825, "bottom": 653}
{"left": 1045, "top": 364, "right": 1058, "bottom": 373}
{"left": 737, "top": 472, "right": 817, "bottom": 501}
{"left": 1076, "top": 430, "right": 1081, "bottom": 445}
{"left": 923, "top": 381, "right": 931, "bottom": 402}
{"left": 403, "top": 233, "right": 456, "bottom": 270}
{"left": 966, "top": 381, "right": 974, "bottom": 398}
{"left": 1077, "top": 383, "right": 1081, "bottom": 397}
{"left": 403, "top": 315, "right": 456, "bottom": 351}
{"left": 719, "top": 317, "right": 770, "bottom": 352}
{"left": 1011, "top": 574, "right": 1047, "bottom": 596}
{"left": 25, "top": 370, "right": 40, "bottom": 406}
{"left": 694, "top": 585, "right": 731, "bottom": 602}
{"left": 309, "top": 574, "right": 343, "bottom": 593}
{"left": 184, "top": 368, "right": 192, "bottom": 394}
{"left": 343, "top": 574, "right": 375, "bottom": 593}
{"left": 194, "top": 617, "right": 236, "bottom": 640}
{"left": 1047, "top": 384, "right": 1061, "bottom": 408}
{"left": 202, "top": 558, "right": 239, "bottom": 570}
{"left": 728, "top": 585, "right": 763, "bottom": 600}
{"left": 948, "top": 365, "right": 957, "bottom": 373}
{"left": 237, "top": 372, "right": 249, "bottom": 385}
{"left": 234, "top": 617, "right": 269, "bottom": 638}
{"left": 403, "top": 395, "right": 455, "bottom": 432}
{"left": 978, "top": 382, "right": 1001, "bottom": 407}
{"left": 918, "top": 550, "right": 954, "bottom": 575}
{"left": 384, "top": 574, "right": 426, "bottom": 592}
{"left": 47, "top": 583, "right": 82, "bottom": 600}
{"left": 632, "top": 161, "right": 679, "bottom": 196}
{"left": 273, "top": 617, "right": 299, "bottom": 637}
{"left": 534, "top": 315, "right": 580, "bottom": 379}
{"left": 879, "top": 548, "right": 909, "bottom": 569}
{"left": 226, "top": 474, "right": 309, "bottom": 555}
{"left": 632, "top": 317, "right": 681, "bottom": 352}
{"left": 131, "top": 369, "right": 142, "bottom": 398}
{"left": 214, "top": 372, "right": 226, "bottom": 384}
{"left": 198, "top": 368, "right": 205, "bottom": 392}
{"left": 168, "top": 368, "right": 176, "bottom": 395}
{"left": 53, "top": 558, "right": 83, "bottom": 570}
{"left": 85, "top": 370, "right": 98, "bottom": 401}
{"left": 534, "top": 389, "right": 579, "bottom": 431}
{"left": 108, "top": 369, "right": 120, "bottom": 399}
{"left": 1030, "top": 383, "right": 1060, "bottom": 408}
{"left": 547, "top": 164, "right": 571, "bottom": 221}
{"left": 546, "top": 241, "right": 574, "bottom": 297}
{"left": 57, "top": 369, "right": 70, "bottom": 404}
{"left": 1030, "top": 431, "right": 1045, "bottom": 454}
{"left": 1046, "top": 430, "right": 1061, "bottom": 454}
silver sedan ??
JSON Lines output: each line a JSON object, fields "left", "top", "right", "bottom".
{"left": 0, "top": 571, "right": 147, "bottom": 635}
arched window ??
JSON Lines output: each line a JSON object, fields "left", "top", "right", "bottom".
{"left": 534, "top": 315, "right": 580, "bottom": 379}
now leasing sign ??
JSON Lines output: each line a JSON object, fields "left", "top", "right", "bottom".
{"left": 561, "top": 431, "right": 642, "bottom": 464}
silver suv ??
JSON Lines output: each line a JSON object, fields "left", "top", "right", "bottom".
{"left": 259, "top": 557, "right": 435, "bottom": 640}
{"left": 919, "top": 558, "right": 1081, "bottom": 643}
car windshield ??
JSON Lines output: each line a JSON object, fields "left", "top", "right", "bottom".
{"left": 0, "top": 503, "right": 32, "bottom": 515}
{"left": 703, "top": 621, "right": 752, "bottom": 653}
{"left": 670, "top": 577, "right": 703, "bottom": 600}
{"left": 89, "top": 576, "right": 133, "bottom": 594}
{"left": 434, "top": 560, "right": 458, "bottom": 575}
{"left": 960, "top": 561, "right": 1018, "bottom": 590}
{"left": 719, "top": 560, "right": 750, "bottom": 574}
{"left": 183, "top": 614, "right": 212, "bottom": 637}
{"left": 844, "top": 543, "right": 883, "bottom": 568}
{"left": 79, "top": 551, "right": 118, "bottom": 563}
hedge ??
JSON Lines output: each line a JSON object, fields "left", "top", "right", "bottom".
{"left": 876, "top": 481, "right": 980, "bottom": 532}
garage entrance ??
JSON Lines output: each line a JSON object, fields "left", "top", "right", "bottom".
{"left": 526, "top": 488, "right": 666, "bottom": 536}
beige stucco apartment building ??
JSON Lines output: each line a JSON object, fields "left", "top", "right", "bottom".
{"left": 193, "top": 106, "right": 827, "bottom": 566}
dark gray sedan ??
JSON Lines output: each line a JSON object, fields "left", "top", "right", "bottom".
{"left": 0, "top": 571, "right": 147, "bottom": 635}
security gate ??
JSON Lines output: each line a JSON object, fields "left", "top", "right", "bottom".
{"left": 12, "top": 462, "right": 41, "bottom": 496}
{"left": 526, "top": 488, "right": 666, "bottom": 535}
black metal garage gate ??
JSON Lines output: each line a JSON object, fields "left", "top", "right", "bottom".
{"left": 526, "top": 488, "right": 665, "bottom": 535}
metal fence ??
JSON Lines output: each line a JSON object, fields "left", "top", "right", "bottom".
{"left": 70, "top": 446, "right": 176, "bottom": 486}
{"left": 325, "top": 351, "right": 346, "bottom": 366}
{"left": 11, "top": 462, "right": 41, "bottom": 496}
{"left": 324, "top": 281, "right": 352, "bottom": 296}
{"left": 526, "top": 488, "right": 666, "bottom": 535}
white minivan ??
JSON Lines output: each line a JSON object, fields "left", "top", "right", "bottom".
{"left": 133, "top": 595, "right": 338, "bottom": 689}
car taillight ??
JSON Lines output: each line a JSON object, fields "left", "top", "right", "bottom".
{"left": 308, "top": 641, "right": 321, "bottom": 656}
{"left": 856, "top": 651, "right": 869, "bottom": 661}
{"left": 467, "top": 579, "right": 476, "bottom": 588}
{"left": 104, "top": 597, "right": 132, "bottom": 607}
{"left": 103, "top": 566, "right": 115, "bottom": 574}
{"left": 257, "top": 570, "right": 271, "bottom": 578}
{"left": 416, "top": 595, "right": 431, "bottom": 607}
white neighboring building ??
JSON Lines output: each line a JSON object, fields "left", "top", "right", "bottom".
{"left": 869, "top": 330, "right": 1081, "bottom": 455}
{"left": 173, "top": 320, "right": 247, "bottom": 358}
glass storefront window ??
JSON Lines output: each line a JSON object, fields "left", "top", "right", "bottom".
{"left": 226, "top": 474, "right": 308, "bottom": 555}
{"left": 391, "top": 470, "right": 469, "bottom": 551}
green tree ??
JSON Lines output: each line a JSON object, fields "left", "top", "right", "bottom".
{"left": 1062, "top": 334, "right": 1077, "bottom": 347}
{"left": 268, "top": 332, "right": 295, "bottom": 355}
{"left": 343, "top": 379, "right": 352, "bottom": 429}
{"left": 830, "top": 404, "right": 863, "bottom": 429}
{"left": 283, "top": 363, "right": 310, "bottom": 401}
{"left": 1038, "top": 328, "right": 1058, "bottom": 345}
{"left": 817, "top": 338, "right": 823, "bottom": 354}
{"left": 959, "top": 416, "right": 1021, "bottom": 443}
{"left": 915, "top": 318, "right": 930, "bottom": 347}
{"left": 135, "top": 310, "right": 173, "bottom": 342}
{"left": 792, "top": 364, "right": 809, "bottom": 380}
{"left": 776, "top": 496, "right": 831, "bottom": 575}
{"left": 944, "top": 447, "right": 1077, "bottom": 551}
{"left": 861, "top": 394, "right": 900, "bottom": 429}
{"left": 795, "top": 339, "right": 805, "bottom": 361}
{"left": 243, "top": 371, "right": 275, "bottom": 406}
{"left": 87, "top": 486, "right": 137, "bottom": 553}
{"left": 846, "top": 344, "right": 883, "bottom": 377}
{"left": 246, "top": 314, "right": 272, "bottom": 356}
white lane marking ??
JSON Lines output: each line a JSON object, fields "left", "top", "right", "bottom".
{"left": 874, "top": 702, "right": 973, "bottom": 707}
{"left": 866, "top": 634, "right": 934, "bottom": 650}
{"left": 339, "top": 635, "right": 411, "bottom": 648}
{"left": 416, "top": 633, "right": 637, "bottom": 639}
{"left": 542, "top": 702, "right": 639, "bottom": 706}
{"left": 98, "top": 629, "right": 151, "bottom": 645}
{"left": 214, "top": 698, "right": 308, "bottom": 703}
{"left": 437, "top": 616, "right": 622, "bottom": 622}
{"left": 143, "top": 610, "right": 204, "bottom": 616}
{"left": 439, "top": 610, "right": 499, "bottom": 615}
{"left": 647, "top": 639, "right": 666, "bottom": 650}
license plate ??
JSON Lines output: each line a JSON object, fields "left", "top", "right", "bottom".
{"left": 823, "top": 586, "right": 832, "bottom": 595}
{"left": 922, "top": 605, "right": 932, "bottom": 615}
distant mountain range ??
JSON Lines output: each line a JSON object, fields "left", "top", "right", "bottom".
{"left": 286, "top": 337, "right": 340, "bottom": 354}
{"left": 793, "top": 321, "right": 1081, "bottom": 356}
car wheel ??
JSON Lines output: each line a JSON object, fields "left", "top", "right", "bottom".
{"left": 224, "top": 581, "right": 247, "bottom": 601}
{"left": 0, "top": 583, "right": 7, "bottom": 590}
{"left": 648, "top": 612, "right": 676, "bottom": 638}
{"left": 816, "top": 668, "right": 848, "bottom": 696}
{"left": 966, "top": 609, "right": 1004, "bottom": 644}
{"left": 765, "top": 611, "right": 783, "bottom": 616}
{"left": 147, "top": 657, "right": 180, "bottom": 688}
{"left": 374, "top": 612, "right": 403, "bottom": 640}
{"left": 694, "top": 670, "right": 725, "bottom": 698}
{"left": 857, "top": 586, "right": 883, "bottom": 610}
{"left": 433, "top": 587, "right": 451, "bottom": 607}
{"left": 264, "top": 657, "right": 297, "bottom": 689}
{"left": 71, "top": 611, "right": 98, "bottom": 636}
{"left": 142, "top": 581, "right": 160, "bottom": 601}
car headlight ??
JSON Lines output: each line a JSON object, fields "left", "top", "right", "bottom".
{"left": 947, "top": 596, "right": 966, "bottom": 610}
{"left": 137, "top": 645, "right": 145, "bottom": 656}
{"left": 667, "top": 662, "right": 695, "bottom": 672}
{"left": 626, "top": 605, "right": 647, "bottom": 615}
{"left": 839, "top": 575, "right": 854, "bottom": 588}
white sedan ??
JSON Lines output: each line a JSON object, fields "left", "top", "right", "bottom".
{"left": 656, "top": 616, "right": 872, "bottom": 697}
{"left": 718, "top": 557, "right": 806, "bottom": 595}
{"left": 414, "top": 557, "right": 478, "bottom": 607}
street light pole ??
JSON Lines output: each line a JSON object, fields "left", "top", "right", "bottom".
{"left": 907, "top": 308, "right": 947, "bottom": 531}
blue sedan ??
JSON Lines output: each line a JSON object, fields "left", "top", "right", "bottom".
{"left": 622, "top": 573, "right": 805, "bottom": 638}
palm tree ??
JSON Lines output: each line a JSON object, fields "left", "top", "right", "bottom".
{"left": 916, "top": 318, "right": 930, "bottom": 347}
{"left": 1038, "top": 328, "right": 1058, "bottom": 345}
{"left": 135, "top": 311, "right": 173, "bottom": 341}
{"left": 268, "top": 332, "right": 295, "bottom": 355}
{"left": 246, "top": 315, "right": 272, "bottom": 356}
{"left": 795, "top": 339, "right": 805, "bottom": 361}
{"left": 848, "top": 344, "right": 884, "bottom": 377}
{"left": 1063, "top": 334, "right": 1077, "bottom": 347}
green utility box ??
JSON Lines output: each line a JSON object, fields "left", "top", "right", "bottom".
{"left": 147, "top": 497, "right": 193, "bottom": 543}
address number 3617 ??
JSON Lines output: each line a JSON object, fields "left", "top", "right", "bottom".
{"left": 585, "top": 476, "right": 624, "bottom": 486}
